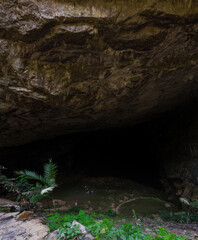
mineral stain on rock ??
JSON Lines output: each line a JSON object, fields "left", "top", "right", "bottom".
{"left": 0, "top": 0, "right": 198, "bottom": 147}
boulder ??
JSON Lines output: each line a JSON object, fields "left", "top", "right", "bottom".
{"left": 71, "top": 220, "right": 87, "bottom": 234}
{"left": 71, "top": 220, "right": 94, "bottom": 239}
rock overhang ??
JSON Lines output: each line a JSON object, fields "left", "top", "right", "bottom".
{"left": 0, "top": 0, "right": 198, "bottom": 147}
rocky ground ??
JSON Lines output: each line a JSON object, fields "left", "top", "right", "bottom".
{"left": 1, "top": 178, "right": 198, "bottom": 239}
{"left": 137, "top": 217, "right": 198, "bottom": 238}
{"left": 1, "top": 210, "right": 198, "bottom": 240}
{"left": 0, "top": 212, "right": 48, "bottom": 240}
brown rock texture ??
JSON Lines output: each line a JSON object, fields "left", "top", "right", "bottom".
{"left": 17, "top": 211, "right": 34, "bottom": 220}
{"left": 1, "top": 0, "right": 198, "bottom": 147}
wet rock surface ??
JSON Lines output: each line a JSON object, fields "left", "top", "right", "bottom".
{"left": 1, "top": 0, "right": 198, "bottom": 147}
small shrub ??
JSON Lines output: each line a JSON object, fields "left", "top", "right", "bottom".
{"left": 105, "top": 208, "right": 117, "bottom": 217}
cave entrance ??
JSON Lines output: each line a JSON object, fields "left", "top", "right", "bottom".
{"left": 0, "top": 117, "right": 164, "bottom": 195}
{"left": 2, "top": 103, "right": 195, "bottom": 215}
{"left": 0, "top": 116, "right": 168, "bottom": 191}
{"left": 72, "top": 125, "right": 162, "bottom": 190}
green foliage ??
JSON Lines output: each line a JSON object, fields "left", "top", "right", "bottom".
{"left": 17, "top": 159, "right": 57, "bottom": 188}
{"left": 43, "top": 160, "right": 57, "bottom": 185}
{"left": 47, "top": 210, "right": 189, "bottom": 240}
{"left": 190, "top": 202, "right": 198, "bottom": 206}
{"left": 0, "top": 159, "right": 57, "bottom": 206}
{"left": 57, "top": 224, "right": 82, "bottom": 240}
{"left": 15, "top": 177, "right": 33, "bottom": 193}
{"left": 159, "top": 211, "right": 198, "bottom": 224}
{"left": 155, "top": 227, "right": 186, "bottom": 240}
{"left": 179, "top": 197, "right": 198, "bottom": 210}
{"left": 105, "top": 208, "right": 117, "bottom": 217}
{"left": 87, "top": 218, "right": 114, "bottom": 239}
{"left": 48, "top": 210, "right": 95, "bottom": 231}
{"left": 178, "top": 197, "right": 198, "bottom": 223}
{"left": 0, "top": 207, "right": 6, "bottom": 212}
{"left": 87, "top": 219, "right": 154, "bottom": 240}
{"left": 0, "top": 173, "right": 28, "bottom": 203}
{"left": 16, "top": 159, "right": 57, "bottom": 203}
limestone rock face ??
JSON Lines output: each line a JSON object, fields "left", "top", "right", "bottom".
{"left": 1, "top": 0, "right": 198, "bottom": 147}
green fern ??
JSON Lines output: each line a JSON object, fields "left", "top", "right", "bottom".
{"left": 17, "top": 159, "right": 57, "bottom": 187}
{"left": 43, "top": 159, "right": 57, "bottom": 186}
{"left": 1, "top": 160, "right": 57, "bottom": 205}
{"left": 16, "top": 170, "right": 47, "bottom": 185}
{"left": 16, "top": 159, "right": 58, "bottom": 203}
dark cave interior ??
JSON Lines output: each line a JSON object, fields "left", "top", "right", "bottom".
{"left": 0, "top": 128, "right": 162, "bottom": 191}
{"left": 1, "top": 99, "right": 196, "bottom": 194}
{"left": 73, "top": 126, "right": 162, "bottom": 189}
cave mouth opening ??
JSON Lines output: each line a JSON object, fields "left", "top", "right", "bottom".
{"left": 0, "top": 118, "right": 166, "bottom": 193}
{"left": 72, "top": 125, "right": 162, "bottom": 190}
{"left": 1, "top": 98, "right": 197, "bottom": 197}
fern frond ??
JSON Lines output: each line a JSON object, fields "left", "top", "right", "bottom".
{"left": 179, "top": 197, "right": 190, "bottom": 206}
{"left": 13, "top": 159, "right": 58, "bottom": 204}
{"left": 41, "top": 186, "right": 55, "bottom": 195}
{"left": 44, "top": 159, "right": 57, "bottom": 184}
{"left": 16, "top": 170, "right": 47, "bottom": 185}
{"left": 0, "top": 176, "right": 26, "bottom": 201}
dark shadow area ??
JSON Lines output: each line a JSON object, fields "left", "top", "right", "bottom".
{"left": 0, "top": 119, "right": 166, "bottom": 191}
{"left": 0, "top": 123, "right": 162, "bottom": 190}
{"left": 73, "top": 126, "right": 162, "bottom": 189}
{"left": 1, "top": 98, "right": 198, "bottom": 193}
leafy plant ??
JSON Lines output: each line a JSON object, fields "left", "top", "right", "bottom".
{"left": 16, "top": 159, "right": 57, "bottom": 204}
{"left": 47, "top": 210, "right": 190, "bottom": 240}
{"left": 0, "top": 167, "right": 28, "bottom": 204}
{"left": 0, "top": 159, "right": 57, "bottom": 209}
{"left": 179, "top": 197, "right": 198, "bottom": 223}
{"left": 87, "top": 218, "right": 114, "bottom": 239}
{"left": 48, "top": 210, "right": 95, "bottom": 231}
{"left": 160, "top": 211, "right": 198, "bottom": 224}
{"left": 105, "top": 208, "right": 117, "bottom": 217}
{"left": 57, "top": 224, "right": 82, "bottom": 240}
{"left": 155, "top": 227, "right": 186, "bottom": 240}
